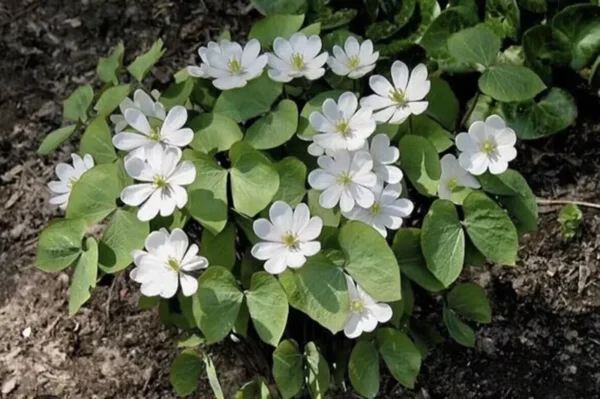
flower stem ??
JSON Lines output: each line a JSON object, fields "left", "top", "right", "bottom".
{"left": 537, "top": 198, "right": 600, "bottom": 210}
{"left": 460, "top": 91, "right": 480, "bottom": 129}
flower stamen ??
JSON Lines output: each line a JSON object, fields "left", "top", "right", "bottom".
{"left": 153, "top": 176, "right": 168, "bottom": 189}
{"left": 350, "top": 299, "right": 365, "bottom": 313}
{"left": 389, "top": 89, "right": 407, "bottom": 106}
{"left": 336, "top": 120, "right": 351, "bottom": 137}
{"left": 228, "top": 58, "right": 242, "bottom": 74}
{"left": 282, "top": 232, "right": 299, "bottom": 250}
{"left": 148, "top": 127, "right": 161, "bottom": 141}
{"left": 338, "top": 172, "right": 352, "bottom": 186}
{"left": 447, "top": 178, "right": 460, "bottom": 192}
{"left": 348, "top": 56, "right": 360, "bottom": 69}
{"left": 290, "top": 53, "right": 306, "bottom": 70}
{"left": 167, "top": 257, "right": 181, "bottom": 272}
{"left": 370, "top": 203, "right": 382, "bottom": 216}
{"left": 482, "top": 140, "right": 496, "bottom": 155}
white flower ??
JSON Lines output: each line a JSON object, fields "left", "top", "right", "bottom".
{"left": 360, "top": 61, "right": 430, "bottom": 124}
{"left": 187, "top": 39, "right": 268, "bottom": 90}
{"left": 327, "top": 36, "right": 379, "bottom": 79}
{"left": 251, "top": 201, "right": 323, "bottom": 274}
{"left": 308, "top": 150, "right": 377, "bottom": 212}
{"left": 112, "top": 105, "right": 194, "bottom": 160}
{"left": 344, "top": 274, "right": 392, "bottom": 339}
{"left": 342, "top": 182, "right": 413, "bottom": 237}
{"left": 309, "top": 92, "right": 376, "bottom": 151}
{"left": 267, "top": 33, "right": 328, "bottom": 82}
{"left": 110, "top": 89, "right": 165, "bottom": 133}
{"left": 130, "top": 228, "right": 208, "bottom": 298}
{"left": 48, "top": 154, "right": 94, "bottom": 210}
{"left": 438, "top": 154, "right": 481, "bottom": 202}
{"left": 120, "top": 144, "right": 196, "bottom": 221}
{"left": 455, "top": 115, "right": 517, "bottom": 176}
{"left": 363, "top": 134, "right": 403, "bottom": 184}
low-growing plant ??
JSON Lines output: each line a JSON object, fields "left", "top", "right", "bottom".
{"left": 36, "top": 0, "right": 599, "bottom": 397}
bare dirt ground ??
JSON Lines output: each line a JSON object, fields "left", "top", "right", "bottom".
{"left": 1, "top": 1, "right": 599, "bottom": 398}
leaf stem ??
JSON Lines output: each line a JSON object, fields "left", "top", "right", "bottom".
{"left": 460, "top": 91, "right": 480, "bottom": 129}
{"left": 536, "top": 198, "right": 600, "bottom": 210}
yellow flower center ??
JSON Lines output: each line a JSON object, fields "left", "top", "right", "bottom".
{"left": 228, "top": 58, "right": 242, "bottom": 74}
{"left": 348, "top": 56, "right": 360, "bottom": 69}
{"left": 447, "top": 178, "right": 460, "bottom": 192}
{"left": 282, "top": 232, "right": 299, "bottom": 249}
{"left": 482, "top": 140, "right": 496, "bottom": 155}
{"left": 291, "top": 53, "right": 306, "bottom": 70}
{"left": 370, "top": 203, "right": 382, "bottom": 216}
{"left": 336, "top": 120, "right": 351, "bottom": 136}
{"left": 389, "top": 89, "right": 407, "bottom": 105}
{"left": 167, "top": 257, "right": 181, "bottom": 272}
{"left": 153, "top": 175, "right": 168, "bottom": 189}
{"left": 350, "top": 299, "right": 365, "bottom": 313}
{"left": 338, "top": 172, "right": 352, "bottom": 186}
{"left": 148, "top": 127, "right": 161, "bottom": 141}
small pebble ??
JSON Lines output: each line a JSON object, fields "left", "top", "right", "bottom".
{"left": 22, "top": 326, "right": 32, "bottom": 338}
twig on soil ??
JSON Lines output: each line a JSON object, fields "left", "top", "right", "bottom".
{"left": 105, "top": 274, "right": 122, "bottom": 322}
{"left": 536, "top": 198, "right": 600, "bottom": 210}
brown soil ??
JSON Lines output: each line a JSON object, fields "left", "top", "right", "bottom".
{"left": 1, "top": 1, "right": 599, "bottom": 398}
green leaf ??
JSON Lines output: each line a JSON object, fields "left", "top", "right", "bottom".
{"left": 98, "top": 209, "right": 149, "bottom": 273}
{"left": 462, "top": 192, "right": 518, "bottom": 265}
{"left": 151, "top": 208, "right": 190, "bottom": 231}
{"left": 66, "top": 163, "right": 121, "bottom": 224}
{"left": 63, "top": 85, "right": 94, "bottom": 123}
{"left": 420, "top": 6, "right": 479, "bottom": 70}
{"left": 477, "top": 169, "right": 538, "bottom": 233}
{"left": 501, "top": 88, "right": 577, "bottom": 140}
{"left": 398, "top": 135, "right": 441, "bottom": 197}
{"left": 93, "top": 84, "right": 133, "bottom": 118}
{"left": 339, "top": 221, "right": 401, "bottom": 302}
{"left": 193, "top": 266, "right": 243, "bottom": 343}
{"left": 160, "top": 78, "right": 195, "bottom": 109}
{"left": 317, "top": 8, "right": 358, "bottom": 30}
{"left": 246, "top": 272, "right": 289, "bottom": 347}
{"left": 36, "top": 218, "right": 87, "bottom": 272}
{"left": 97, "top": 42, "right": 125, "bottom": 85}
{"left": 170, "top": 349, "right": 203, "bottom": 396}
{"left": 376, "top": 328, "right": 422, "bottom": 389}
{"left": 300, "top": 22, "right": 321, "bottom": 36}
{"left": 447, "top": 282, "right": 492, "bottom": 323}
{"left": 273, "top": 157, "right": 307, "bottom": 206}
{"left": 230, "top": 141, "right": 280, "bottom": 217}
{"left": 127, "top": 39, "right": 165, "bottom": 82}
{"left": 273, "top": 340, "right": 304, "bottom": 399}
{"left": 392, "top": 228, "right": 445, "bottom": 292}
{"left": 249, "top": 14, "right": 305, "bottom": 49}
{"left": 552, "top": 4, "right": 600, "bottom": 70}
{"left": 421, "top": 200, "right": 465, "bottom": 287}
{"left": 68, "top": 237, "right": 98, "bottom": 316}
{"left": 251, "top": 0, "right": 307, "bottom": 15}
{"left": 38, "top": 125, "right": 78, "bottom": 155}
{"left": 245, "top": 99, "right": 298, "bottom": 150}
{"left": 447, "top": 26, "right": 501, "bottom": 68}
{"left": 80, "top": 118, "right": 116, "bottom": 164}
{"left": 176, "top": 334, "right": 205, "bottom": 348}
{"left": 214, "top": 73, "right": 283, "bottom": 122}
{"left": 305, "top": 342, "right": 330, "bottom": 398}
{"left": 479, "top": 65, "right": 546, "bottom": 102}
{"left": 485, "top": 0, "right": 520, "bottom": 40}
{"left": 200, "top": 223, "right": 236, "bottom": 270}
{"left": 279, "top": 254, "right": 349, "bottom": 333}
{"left": 398, "top": 115, "right": 453, "bottom": 153}
{"left": 185, "top": 151, "right": 229, "bottom": 234}
{"left": 522, "top": 25, "right": 571, "bottom": 84}
{"left": 518, "top": 0, "right": 546, "bottom": 13}
{"left": 558, "top": 203, "right": 583, "bottom": 242}
{"left": 590, "top": 55, "right": 600, "bottom": 92}
{"left": 349, "top": 341, "right": 380, "bottom": 399}
{"left": 189, "top": 113, "right": 243, "bottom": 155}
{"left": 204, "top": 353, "right": 225, "bottom": 399}
{"left": 235, "top": 377, "right": 272, "bottom": 399}
{"left": 297, "top": 90, "right": 344, "bottom": 138}
{"left": 443, "top": 307, "right": 476, "bottom": 347}
{"left": 366, "top": 21, "right": 401, "bottom": 42}
{"left": 426, "top": 78, "right": 460, "bottom": 131}
{"left": 191, "top": 78, "right": 219, "bottom": 111}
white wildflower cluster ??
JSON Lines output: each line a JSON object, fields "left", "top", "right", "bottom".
{"left": 46, "top": 33, "right": 520, "bottom": 339}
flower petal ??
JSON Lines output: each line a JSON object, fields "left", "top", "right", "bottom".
{"left": 298, "top": 241, "right": 321, "bottom": 257}
{"left": 405, "top": 63, "right": 430, "bottom": 101}
{"left": 269, "top": 201, "right": 293, "bottom": 233}
{"left": 121, "top": 184, "right": 155, "bottom": 206}
{"left": 169, "top": 228, "right": 189, "bottom": 262}
{"left": 298, "top": 217, "right": 323, "bottom": 241}
{"left": 180, "top": 274, "right": 199, "bottom": 296}
{"left": 286, "top": 252, "right": 306, "bottom": 268}
{"left": 161, "top": 106, "right": 187, "bottom": 135}
{"left": 264, "top": 253, "right": 288, "bottom": 275}
{"left": 344, "top": 313, "right": 363, "bottom": 339}
{"left": 320, "top": 185, "right": 343, "bottom": 209}
{"left": 162, "top": 128, "right": 194, "bottom": 147}
{"left": 56, "top": 163, "right": 76, "bottom": 182}
{"left": 137, "top": 189, "right": 163, "bottom": 221}
{"left": 360, "top": 94, "right": 394, "bottom": 111}
{"left": 254, "top": 219, "right": 281, "bottom": 242}
{"left": 369, "top": 302, "right": 393, "bottom": 323}
{"left": 391, "top": 60, "right": 409, "bottom": 92}
{"left": 167, "top": 161, "right": 196, "bottom": 186}
{"left": 113, "top": 133, "right": 152, "bottom": 151}
{"left": 308, "top": 169, "right": 336, "bottom": 190}
{"left": 241, "top": 39, "right": 261, "bottom": 66}
{"left": 369, "top": 75, "right": 394, "bottom": 97}
{"left": 273, "top": 38, "right": 293, "bottom": 61}
{"left": 124, "top": 108, "right": 151, "bottom": 135}
{"left": 252, "top": 242, "right": 287, "bottom": 261}
{"left": 213, "top": 76, "right": 247, "bottom": 90}
{"left": 338, "top": 92, "right": 358, "bottom": 120}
